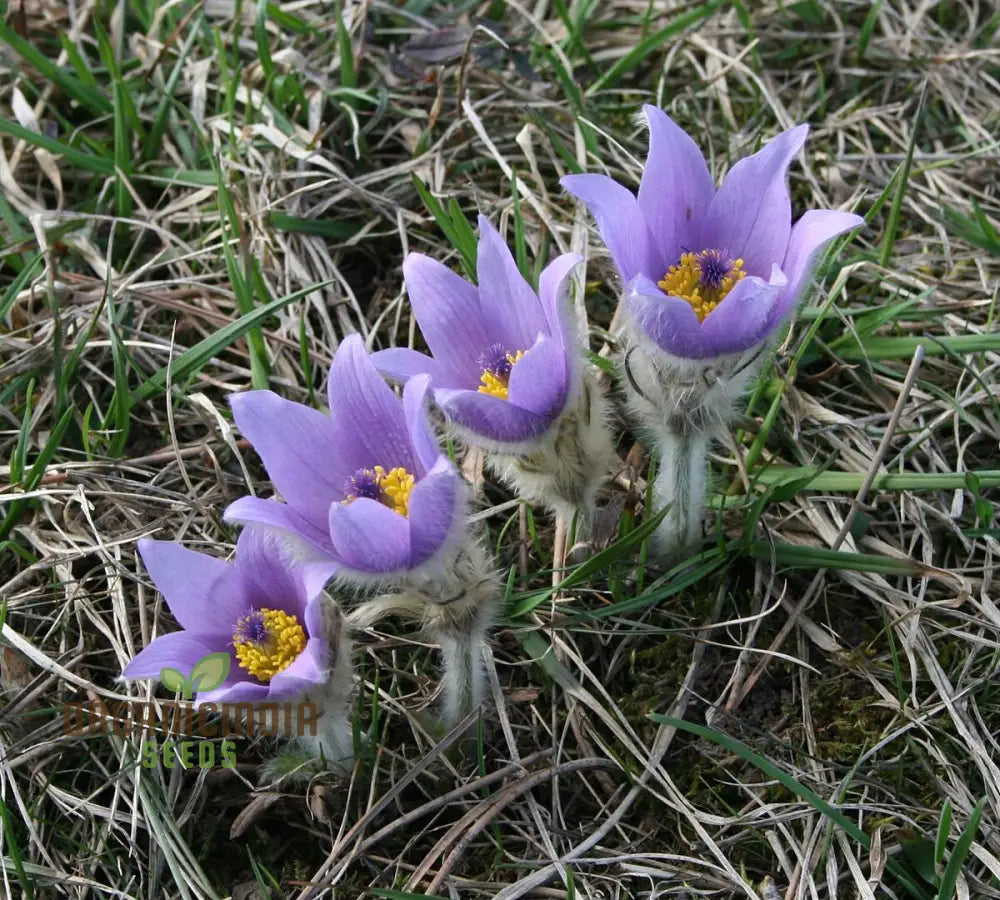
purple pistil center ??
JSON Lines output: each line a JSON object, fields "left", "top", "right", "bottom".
{"left": 698, "top": 249, "right": 734, "bottom": 291}
{"left": 477, "top": 342, "right": 513, "bottom": 378}
{"left": 346, "top": 467, "right": 382, "bottom": 501}
{"left": 233, "top": 609, "right": 268, "bottom": 645}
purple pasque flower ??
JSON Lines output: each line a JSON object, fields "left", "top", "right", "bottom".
{"left": 561, "top": 105, "right": 864, "bottom": 360}
{"left": 122, "top": 527, "right": 336, "bottom": 704}
{"left": 370, "top": 215, "right": 583, "bottom": 448}
{"left": 224, "top": 334, "right": 464, "bottom": 581}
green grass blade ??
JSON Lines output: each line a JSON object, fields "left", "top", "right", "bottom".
{"left": 0, "top": 21, "right": 110, "bottom": 116}
{"left": 0, "top": 796, "right": 34, "bottom": 899}
{"left": 936, "top": 797, "right": 986, "bottom": 900}
{"left": 734, "top": 466, "right": 1000, "bottom": 494}
{"left": 649, "top": 716, "right": 932, "bottom": 900}
{"left": 411, "top": 177, "right": 477, "bottom": 279}
{"left": 0, "top": 118, "right": 115, "bottom": 176}
{"left": 748, "top": 541, "right": 928, "bottom": 575}
{"left": 879, "top": 89, "right": 923, "bottom": 267}
{"left": 266, "top": 212, "right": 360, "bottom": 239}
{"left": 133, "top": 281, "right": 332, "bottom": 400}
{"left": 585, "top": 0, "right": 725, "bottom": 95}
{"left": 831, "top": 333, "right": 1000, "bottom": 360}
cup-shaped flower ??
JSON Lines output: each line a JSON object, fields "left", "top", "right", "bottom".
{"left": 224, "top": 334, "right": 465, "bottom": 583}
{"left": 370, "top": 216, "right": 583, "bottom": 451}
{"left": 562, "top": 105, "right": 864, "bottom": 361}
{"left": 122, "top": 528, "right": 336, "bottom": 704}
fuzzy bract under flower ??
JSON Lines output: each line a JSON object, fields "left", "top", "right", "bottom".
{"left": 224, "top": 334, "right": 464, "bottom": 580}
{"left": 370, "top": 216, "right": 583, "bottom": 447}
{"left": 121, "top": 528, "right": 335, "bottom": 704}
{"left": 561, "top": 105, "right": 864, "bottom": 359}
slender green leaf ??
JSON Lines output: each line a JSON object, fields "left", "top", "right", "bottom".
{"left": 0, "top": 119, "right": 115, "bottom": 176}
{"left": 133, "top": 280, "right": 332, "bottom": 399}
{"left": 0, "top": 21, "right": 110, "bottom": 115}
{"left": 649, "top": 716, "right": 932, "bottom": 900}
{"left": 586, "top": 0, "right": 725, "bottom": 95}
{"left": 936, "top": 798, "right": 986, "bottom": 900}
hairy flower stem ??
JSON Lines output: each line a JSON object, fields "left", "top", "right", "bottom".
{"left": 295, "top": 596, "right": 355, "bottom": 771}
{"left": 486, "top": 369, "right": 615, "bottom": 528}
{"left": 620, "top": 332, "right": 767, "bottom": 566}
{"left": 415, "top": 539, "right": 501, "bottom": 730}
{"left": 650, "top": 430, "right": 709, "bottom": 563}
{"left": 433, "top": 605, "right": 491, "bottom": 729}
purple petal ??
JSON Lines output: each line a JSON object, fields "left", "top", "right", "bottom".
{"left": 136, "top": 539, "right": 232, "bottom": 633}
{"left": 561, "top": 173, "right": 660, "bottom": 283}
{"left": 197, "top": 678, "right": 269, "bottom": 706}
{"left": 296, "top": 564, "right": 338, "bottom": 610}
{"left": 637, "top": 105, "right": 715, "bottom": 267}
{"left": 537, "top": 253, "right": 583, "bottom": 347}
{"left": 224, "top": 496, "right": 335, "bottom": 558}
{"left": 327, "top": 498, "right": 410, "bottom": 575}
{"left": 267, "top": 637, "right": 329, "bottom": 699}
{"left": 122, "top": 631, "right": 222, "bottom": 679}
{"left": 475, "top": 216, "right": 548, "bottom": 351}
{"left": 402, "top": 253, "right": 493, "bottom": 385}
{"left": 626, "top": 275, "right": 708, "bottom": 358}
{"left": 435, "top": 387, "right": 550, "bottom": 443}
{"left": 230, "top": 391, "right": 350, "bottom": 527}
{"left": 699, "top": 266, "right": 787, "bottom": 354}
{"left": 699, "top": 124, "right": 809, "bottom": 278}
{"left": 327, "top": 335, "right": 415, "bottom": 473}
{"left": 302, "top": 594, "right": 326, "bottom": 641}
{"left": 773, "top": 209, "right": 865, "bottom": 324}
{"left": 232, "top": 527, "right": 313, "bottom": 621}
{"left": 507, "top": 335, "right": 568, "bottom": 421}
{"left": 406, "top": 461, "right": 462, "bottom": 568}
{"left": 403, "top": 374, "right": 442, "bottom": 475}
{"left": 371, "top": 347, "right": 446, "bottom": 385}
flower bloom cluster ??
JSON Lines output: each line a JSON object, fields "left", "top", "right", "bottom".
{"left": 121, "top": 105, "right": 864, "bottom": 744}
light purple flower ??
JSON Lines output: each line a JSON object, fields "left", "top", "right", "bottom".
{"left": 122, "top": 528, "right": 335, "bottom": 704}
{"left": 561, "top": 105, "right": 864, "bottom": 359}
{"left": 224, "top": 334, "right": 464, "bottom": 580}
{"left": 371, "top": 216, "right": 583, "bottom": 446}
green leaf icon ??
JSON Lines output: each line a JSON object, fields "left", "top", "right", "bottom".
{"left": 160, "top": 667, "right": 186, "bottom": 693}
{"left": 189, "top": 652, "right": 231, "bottom": 694}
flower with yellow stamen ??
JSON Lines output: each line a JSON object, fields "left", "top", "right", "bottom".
{"left": 562, "top": 105, "right": 864, "bottom": 360}
{"left": 227, "top": 336, "right": 465, "bottom": 580}
{"left": 122, "top": 528, "right": 337, "bottom": 705}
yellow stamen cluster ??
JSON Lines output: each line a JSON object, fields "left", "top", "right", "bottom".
{"left": 376, "top": 465, "right": 416, "bottom": 516}
{"left": 658, "top": 251, "right": 746, "bottom": 322}
{"left": 342, "top": 465, "right": 416, "bottom": 516}
{"left": 233, "top": 608, "right": 306, "bottom": 682}
{"left": 478, "top": 350, "right": 526, "bottom": 401}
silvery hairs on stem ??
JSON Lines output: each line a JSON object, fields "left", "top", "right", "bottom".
{"left": 349, "top": 534, "right": 503, "bottom": 731}
{"left": 563, "top": 106, "right": 865, "bottom": 560}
